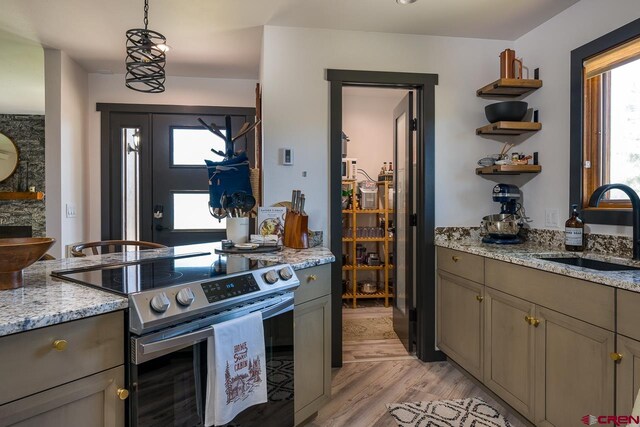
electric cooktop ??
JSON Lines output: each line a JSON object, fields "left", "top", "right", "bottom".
{"left": 51, "top": 243, "right": 278, "bottom": 295}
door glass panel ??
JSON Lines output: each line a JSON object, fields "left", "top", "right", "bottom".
{"left": 172, "top": 128, "right": 226, "bottom": 166}
{"left": 122, "top": 127, "right": 140, "bottom": 240}
{"left": 395, "top": 112, "right": 407, "bottom": 315}
{"left": 173, "top": 193, "right": 226, "bottom": 230}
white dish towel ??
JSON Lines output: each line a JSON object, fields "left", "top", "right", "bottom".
{"left": 205, "top": 311, "right": 267, "bottom": 427}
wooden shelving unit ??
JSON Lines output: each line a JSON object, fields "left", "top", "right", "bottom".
{"left": 475, "top": 76, "right": 544, "bottom": 177}
{"left": 476, "top": 121, "right": 542, "bottom": 135}
{"left": 476, "top": 78, "right": 543, "bottom": 97}
{"left": 0, "top": 191, "right": 45, "bottom": 201}
{"left": 342, "top": 180, "right": 394, "bottom": 308}
{"left": 476, "top": 164, "right": 542, "bottom": 175}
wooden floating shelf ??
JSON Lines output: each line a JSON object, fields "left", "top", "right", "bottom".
{"left": 476, "top": 78, "right": 543, "bottom": 97}
{"left": 476, "top": 121, "right": 542, "bottom": 135}
{"left": 0, "top": 191, "right": 45, "bottom": 201}
{"left": 476, "top": 165, "right": 542, "bottom": 175}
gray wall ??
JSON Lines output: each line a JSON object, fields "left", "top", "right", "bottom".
{"left": 0, "top": 114, "right": 45, "bottom": 237}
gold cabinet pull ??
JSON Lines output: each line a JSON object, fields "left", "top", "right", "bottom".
{"left": 452, "top": 256, "right": 460, "bottom": 262}
{"left": 524, "top": 316, "right": 540, "bottom": 327}
{"left": 476, "top": 295, "right": 484, "bottom": 302}
{"left": 307, "top": 274, "right": 317, "bottom": 282}
{"left": 52, "top": 339, "right": 68, "bottom": 351}
{"left": 117, "top": 388, "right": 129, "bottom": 400}
{"left": 610, "top": 352, "right": 623, "bottom": 362}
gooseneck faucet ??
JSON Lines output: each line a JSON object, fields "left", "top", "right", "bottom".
{"left": 588, "top": 183, "right": 640, "bottom": 260}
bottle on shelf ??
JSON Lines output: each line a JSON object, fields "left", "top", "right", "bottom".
{"left": 565, "top": 204, "right": 585, "bottom": 251}
{"left": 388, "top": 162, "right": 393, "bottom": 172}
{"left": 383, "top": 162, "right": 388, "bottom": 173}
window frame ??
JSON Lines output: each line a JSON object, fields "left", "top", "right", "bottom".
{"left": 570, "top": 17, "right": 640, "bottom": 226}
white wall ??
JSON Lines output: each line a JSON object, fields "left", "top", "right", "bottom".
{"left": 342, "top": 87, "right": 407, "bottom": 179}
{"left": 261, "top": 26, "right": 512, "bottom": 241}
{"left": 44, "top": 49, "right": 88, "bottom": 257}
{"left": 86, "top": 74, "right": 257, "bottom": 240}
{"left": 0, "top": 30, "right": 44, "bottom": 114}
{"left": 514, "top": 0, "right": 640, "bottom": 236}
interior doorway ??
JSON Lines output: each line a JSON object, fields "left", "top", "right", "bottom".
{"left": 340, "top": 86, "right": 413, "bottom": 362}
{"left": 327, "top": 70, "right": 441, "bottom": 367}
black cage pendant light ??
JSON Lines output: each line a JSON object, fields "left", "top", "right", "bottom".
{"left": 125, "top": 0, "right": 167, "bottom": 93}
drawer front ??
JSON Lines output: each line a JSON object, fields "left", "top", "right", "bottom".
{"left": 618, "top": 289, "right": 640, "bottom": 341}
{"left": 294, "top": 264, "right": 331, "bottom": 305}
{"left": 437, "top": 247, "right": 484, "bottom": 284}
{"left": 485, "top": 259, "right": 614, "bottom": 331}
{"left": 0, "top": 311, "right": 124, "bottom": 405}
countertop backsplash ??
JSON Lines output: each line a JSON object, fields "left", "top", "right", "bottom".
{"left": 435, "top": 226, "right": 634, "bottom": 258}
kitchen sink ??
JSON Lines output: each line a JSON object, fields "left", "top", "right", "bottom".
{"left": 538, "top": 257, "right": 640, "bottom": 271}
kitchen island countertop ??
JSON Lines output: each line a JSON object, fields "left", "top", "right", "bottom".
{"left": 0, "top": 244, "right": 335, "bottom": 338}
{"left": 436, "top": 238, "right": 640, "bottom": 293}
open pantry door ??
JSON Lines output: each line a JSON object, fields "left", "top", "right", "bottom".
{"left": 392, "top": 91, "right": 416, "bottom": 352}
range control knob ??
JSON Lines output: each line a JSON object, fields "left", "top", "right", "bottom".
{"left": 264, "top": 270, "right": 280, "bottom": 285}
{"left": 176, "top": 288, "right": 195, "bottom": 307}
{"left": 150, "top": 293, "right": 170, "bottom": 313}
{"left": 279, "top": 267, "right": 293, "bottom": 281}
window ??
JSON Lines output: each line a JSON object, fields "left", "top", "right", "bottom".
{"left": 582, "top": 37, "right": 640, "bottom": 207}
{"left": 171, "top": 128, "right": 225, "bottom": 166}
{"left": 570, "top": 18, "right": 640, "bottom": 226}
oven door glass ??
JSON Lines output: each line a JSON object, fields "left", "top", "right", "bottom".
{"left": 130, "top": 310, "right": 294, "bottom": 427}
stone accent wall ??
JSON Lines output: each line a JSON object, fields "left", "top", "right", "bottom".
{"left": 0, "top": 114, "right": 45, "bottom": 237}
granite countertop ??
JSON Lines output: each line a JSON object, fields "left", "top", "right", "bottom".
{"left": 0, "top": 244, "right": 335, "bottom": 338}
{"left": 436, "top": 238, "right": 640, "bottom": 293}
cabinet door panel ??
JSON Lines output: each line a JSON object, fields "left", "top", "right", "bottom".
{"left": 534, "top": 307, "right": 614, "bottom": 427}
{"left": 0, "top": 366, "right": 125, "bottom": 427}
{"left": 294, "top": 295, "right": 331, "bottom": 425}
{"left": 616, "top": 335, "right": 640, "bottom": 415}
{"left": 484, "top": 289, "right": 535, "bottom": 420}
{"left": 437, "top": 271, "right": 483, "bottom": 380}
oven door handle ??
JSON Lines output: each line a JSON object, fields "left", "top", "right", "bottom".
{"left": 258, "top": 295, "right": 294, "bottom": 320}
{"left": 140, "top": 326, "right": 215, "bottom": 357}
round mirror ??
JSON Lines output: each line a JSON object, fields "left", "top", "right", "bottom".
{"left": 0, "top": 132, "right": 19, "bottom": 183}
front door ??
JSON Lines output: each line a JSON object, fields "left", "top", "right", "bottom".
{"left": 393, "top": 92, "right": 415, "bottom": 352}
{"left": 100, "top": 105, "right": 255, "bottom": 246}
{"left": 151, "top": 114, "right": 253, "bottom": 246}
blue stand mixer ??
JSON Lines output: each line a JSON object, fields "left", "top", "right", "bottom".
{"left": 481, "top": 184, "right": 524, "bottom": 244}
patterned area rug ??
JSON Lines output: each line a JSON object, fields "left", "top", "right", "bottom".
{"left": 387, "top": 397, "right": 512, "bottom": 427}
{"left": 342, "top": 317, "right": 397, "bottom": 341}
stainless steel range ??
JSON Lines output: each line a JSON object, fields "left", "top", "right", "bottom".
{"left": 52, "top": 246, "right": 299, "bottom": 427}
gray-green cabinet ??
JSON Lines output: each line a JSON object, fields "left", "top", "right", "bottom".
{"left": 0, "top": 311, "right": 126, "bottom": 427}
{"left": 437, "top": 270, "right": 484, "bottom": 380}
{"left": 294, "top": 264, "right": 331, "bottom": 426}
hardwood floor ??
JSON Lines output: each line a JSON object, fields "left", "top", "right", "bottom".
{"left": 309, "top": 304, "right": 528, "bottom": 426}
{"left": 307, "top": 360, "right": 528, "bottom": 427}
{"left": 342, "top": 304, "right": 414, "bottom": 363}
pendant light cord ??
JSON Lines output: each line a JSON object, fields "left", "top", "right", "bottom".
{"left": 143, "top": 0, "right": 149, "bottom": 30}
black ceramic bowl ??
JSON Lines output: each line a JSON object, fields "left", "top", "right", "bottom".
{"left": 485, "top": 101, "right": 528, "bottom": 123}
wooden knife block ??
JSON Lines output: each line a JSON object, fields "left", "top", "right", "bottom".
{"left": 284, "top": 211, "right": 309, "bottom": 249}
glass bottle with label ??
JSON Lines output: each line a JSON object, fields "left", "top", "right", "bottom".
{"left": 565, "top": 204, "right": 585, "bottom": 251}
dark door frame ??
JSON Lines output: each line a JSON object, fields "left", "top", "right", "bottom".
{"left": 326, "top": 69, "right": 443, "bottom": 367}
{"left": 97, "top": 103, "right": 255, "bottom": 242}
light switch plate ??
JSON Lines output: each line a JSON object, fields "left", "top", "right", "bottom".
{"left": 66, "top": 203, "right": 77, "bottom": 218}
{"left": 545, "top": 208, "right": 559, "bottom": 228}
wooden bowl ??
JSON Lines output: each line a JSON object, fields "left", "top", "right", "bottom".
{"left": 0, "top": 237, "right": 55, "bottom": 290}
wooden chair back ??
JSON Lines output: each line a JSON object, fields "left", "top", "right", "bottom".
{"left": 70, "top": 240, "right": 166, "bottom": 257}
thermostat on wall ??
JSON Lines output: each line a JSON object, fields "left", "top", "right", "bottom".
{"left": 280, "top": 148, "right": 293, "bottom": 166}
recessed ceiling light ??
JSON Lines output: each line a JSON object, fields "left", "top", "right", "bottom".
{"left": 396, "top": 0, "right": 417, "bottom": 4}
